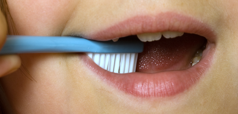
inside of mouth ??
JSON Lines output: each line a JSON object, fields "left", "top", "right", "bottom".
{"left": 135, "top": 33, "right": 207, "bottom": 73}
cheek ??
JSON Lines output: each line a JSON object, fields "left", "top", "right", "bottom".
{"left": 7, "top": 0, "right": 77, "bottom": 35}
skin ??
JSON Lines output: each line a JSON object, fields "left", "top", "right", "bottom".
{"left": 0, "top": 0, "right": 238, "bottom": 113}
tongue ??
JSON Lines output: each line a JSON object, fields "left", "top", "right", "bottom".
{"left": 136, "top": 34, "right": 206, "bottom": 73}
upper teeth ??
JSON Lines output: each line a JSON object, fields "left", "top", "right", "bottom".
{"left": 137, "top": 32, "right": 162, "bottom": 42}
{"left": 137, "top": 31, "right": 184, "bottom": 42}
{"left": 112, "top": 31, "right": 184, "bottom": 42}
{"left": 162, "top": 31, "right": 184, "bottom": 39}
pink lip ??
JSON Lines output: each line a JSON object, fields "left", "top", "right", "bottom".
{"left": 83, "top": 12, "right": 216, "bottom": 97}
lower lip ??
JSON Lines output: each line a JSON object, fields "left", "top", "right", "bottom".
{"left": 83, "top": 43, "right": 215, "bottom": 98}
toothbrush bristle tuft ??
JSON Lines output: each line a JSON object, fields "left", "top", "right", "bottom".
{"left": 87, "top": 53, "right": 138, "bottom": 74}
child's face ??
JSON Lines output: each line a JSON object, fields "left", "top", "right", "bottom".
{"left": 2, "top": 0, "right": 238, "bottom": 113}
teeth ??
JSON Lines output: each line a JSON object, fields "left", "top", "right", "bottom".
{"left": 191, "top": 56, "right": 201, "bottom": 66}
{"left": 162, "top": 31, "right": 184, "bottom": 39}
{"left": 137, "top": 32, "right": 162, "bottom": 42}
{"left": 112, "top": 31, "right": 184, "bottom": 43}
{"left": 191, "top": 50, "right": 203, "bottom": 66}
{"left": 137, "top": 31, "right": 184, "bottom": 42}
{"left": 112, "top": 38, "right": 119, "bottom": 42}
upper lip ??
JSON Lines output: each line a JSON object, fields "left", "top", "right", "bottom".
{"left": 87, "top": 12, "right": 216, "bottom": 42}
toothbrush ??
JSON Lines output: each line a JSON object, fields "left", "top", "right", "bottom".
{"left": 0, "top": 35, "right": 144, "bottom": 73}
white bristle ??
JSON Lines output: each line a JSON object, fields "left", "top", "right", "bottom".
{"left": 87, "top": 53, "right": 93, "bottom": 58}
{"left": 100, "top": 54, "right": 106, "bottom": 69}
{"left": 124, "top": 53, "right": 131, "bottom": 73}
{"left": 93, "top": 53, "right": 101, "bottom": 65}
{"left": 120, "top": 53, "right": 126, "bottom": 73}
{"left": 133, "top": 54, "right": 138, "bottom": 72}
{"left": 110, "top": 54, "right": 116, "bottom": 72}
{"left": 129, "top": 53, "right": 136, "bottom": 73}
{"left": 87, "top": 53, "right": 138, "bottom": 74}
{"left": 105, "top": 54, "right": 110, "bottom": 70}
{"left": 114, "top": 54, "right": 121, "bottom": 73}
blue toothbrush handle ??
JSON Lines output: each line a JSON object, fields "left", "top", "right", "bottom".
{"left": 0, "top": 35, "right": 144, "bottom": 54}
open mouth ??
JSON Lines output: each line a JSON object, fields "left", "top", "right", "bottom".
{"left": 82, "top": 12, "right": 216, "bottom": 98}
{"left": 136, "top": 32, "right": 206, "bottom": 73}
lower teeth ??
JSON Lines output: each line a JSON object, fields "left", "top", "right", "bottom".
{"left": 191, "top": 48, "right": 204, "bottom": 66}
{"left": 191, "top": 56, "right": 201, "bottom": 66}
